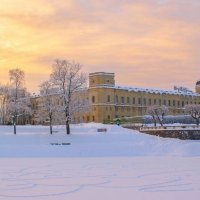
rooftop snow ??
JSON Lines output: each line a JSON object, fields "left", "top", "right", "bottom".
{"left": 91, "top": 85, "right": 200, "bottom": 96}
{"left": 89, "top": 72, "right": 114, "bottom": 76}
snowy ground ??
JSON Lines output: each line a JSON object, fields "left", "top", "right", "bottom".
{"left": 0, "top": 124, "right": 200, "bottom": 199}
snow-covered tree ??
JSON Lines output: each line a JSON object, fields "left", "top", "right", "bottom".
{"left": 0, "top": 84, "right": 10, "bottom": 125}
{"left": 7, "top": 68, "right": 31, "bottom": 134}
{"left": 184, "top": 104, "right": 200, "bottom": 126}
{"left": 38, "top": 81, "right": 62, "bottom": 134}
{"left": 68, "top": 89, "right": 91, "bottom": 123}
{"left": 50, "top": 59, "right": 87, "bottom": 134}
{"left": 147, "top": 105, "right": 168, "bottom": 126}
{"left": 147, "top": 106, "right": 157, "bottom": 126}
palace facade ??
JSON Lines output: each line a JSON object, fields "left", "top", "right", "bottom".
{"left": 87, "top": 72, "right": 200, "bottom": 123}
{"left": 31, "top": 72, "right": 200, "bottom": 124}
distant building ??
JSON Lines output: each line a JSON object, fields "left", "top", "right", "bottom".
{"left": 195, "top": 80, "right": 200, "bottom": 94}
{"left": 87, "top": 72, "right": 200, "bottom": 123}
{"left": 30, "top": 72, "right": 200, "bottom": 124}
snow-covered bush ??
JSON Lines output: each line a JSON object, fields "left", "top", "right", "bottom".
{"left": 185, "top": 104, "right": 200, "bottom": 126}
{"left": 146, "top": 105, "right": 168, "bottom": 126}
{"left": 143, "top": 115, "right": 196, "bottom": 125}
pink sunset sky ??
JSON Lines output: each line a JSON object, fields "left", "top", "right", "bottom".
{"left": 0, "top": 0, "right": 200, "bottom": 92}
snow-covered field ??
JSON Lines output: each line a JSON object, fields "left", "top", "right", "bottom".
{"left": 0, "top": 124, "right": 200, "bottom": 200}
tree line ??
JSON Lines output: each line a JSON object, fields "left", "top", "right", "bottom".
{"left": 0, "top": 59, "right": 88, "bottom": 134}
{"left": 147, "top": 104, "right": 200, "bottom": 127}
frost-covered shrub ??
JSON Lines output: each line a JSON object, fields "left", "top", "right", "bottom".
{"left": 143, "top": 115, "right": 195, "bottom": 125}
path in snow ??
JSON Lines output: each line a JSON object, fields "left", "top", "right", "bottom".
{"left": 0, "top": 158, "right": 200, "bottom": 200}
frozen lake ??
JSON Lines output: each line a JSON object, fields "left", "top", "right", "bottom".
{"left": 0, "top": 124, "right": 200, "bottom": 199}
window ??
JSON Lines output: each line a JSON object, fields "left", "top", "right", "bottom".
{"left": 138, "top": 98, "right": 141, "bottom": 105}
{"left": 159, "top": 99, "right": 161, "bottom": 106}
{"left": 168, "top": 100, "right": 171, "bottom": 106}
{"left": 163, "top": 99, "right": 166, "bottom": 105}
{"left": 127, "top": 97, "right": 130, "bottom": 104}
{"left": 148, "top": 99, "right": 151, "bottom": 105}
{"left": 108, "top": 115, "right": 110, "bottom": 120}
{"left": 107, "top": 95, "right": 110, "bottom": 102}
{"left": 132, "top": 97, "right": 135, "bottom": 104}
{"left": 154, "top": 99, "right": 156, "bottom": 105}
{"left": 121, "top": 97, "right": 124, "bottom": 104}
{"left": 92, "top": 116, "right": 95, "bottom": 121}
{"left": 92, "top": 96, "right": 95, "bottom": 103}
{"left": 143, "top": 98, "right": 146, "bottom": 105}
{"left": 182, "top": 101, "right": 184, "bottom": 107}
{"left": 115, "top": 95, "right": 118, "bottom": 103}
{"left": 177, "top": 101, "right": 180, "bottom": 107}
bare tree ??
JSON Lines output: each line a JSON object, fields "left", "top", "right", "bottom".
{"left": 185, "top": 104, "right": 200, "bottom": 126}
{"left": 7, "top": 68, "right": 31, "bottom": 134}
{"left": 38, "top": 81, "right": 62, "bottom": 134}
{"left": 147, "top": 106, "right": 157, "bottom": 127}
{"left": 147, "top": 105, "right": 168, "bottom": 126}
{"left": 50, "top": 59, "right": 87, "bottom": 134}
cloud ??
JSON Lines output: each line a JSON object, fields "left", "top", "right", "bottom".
{"left": 0, "top": 0, "right": 200, "bottom": 92}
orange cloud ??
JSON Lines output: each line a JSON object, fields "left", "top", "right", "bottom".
{"left": 0, "top": 0, "right": 200, "bottom": 92}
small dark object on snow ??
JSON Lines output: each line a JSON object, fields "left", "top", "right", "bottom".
{"left": 50, "top": 143, "right": 71, "bottom": 145}
{"left": 62, "top": 143, "right": 71, "bottom": 145}
{"left": 97, "top": 128, "right": 107, "bottom": 132}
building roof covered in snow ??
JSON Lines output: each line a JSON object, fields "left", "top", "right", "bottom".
{"left": 90, "top": 84, "right": 200, "bottom": 97}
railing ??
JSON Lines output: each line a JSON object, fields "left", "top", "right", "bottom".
{"left": 140, "top": 125, "right": 198, "bottom": 131}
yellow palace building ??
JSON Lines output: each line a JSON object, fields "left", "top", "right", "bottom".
{"left": 86, "top": 72, "right": 200, "bottom": 123}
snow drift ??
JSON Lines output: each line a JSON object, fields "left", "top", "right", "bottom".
{"left": 0, "top": 123, "right": 199, "bottom": 157}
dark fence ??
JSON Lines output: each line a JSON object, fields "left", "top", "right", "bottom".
{"left": 123, "top": 125, "right": 200, "bottom": 140}
{"left": 140, "top": 126, "right": 200, "bottom": 140}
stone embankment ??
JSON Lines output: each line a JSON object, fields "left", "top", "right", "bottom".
{"left": 123, "top": 125, "right": 200, "bottom": 140}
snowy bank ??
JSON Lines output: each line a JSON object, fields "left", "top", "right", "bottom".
{"left": 0, "top": 123, "right": 200, "bottom": 157}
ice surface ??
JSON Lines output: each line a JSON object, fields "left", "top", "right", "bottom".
{"left": 0, "top": 123, "right": 200, "bottom": 200}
